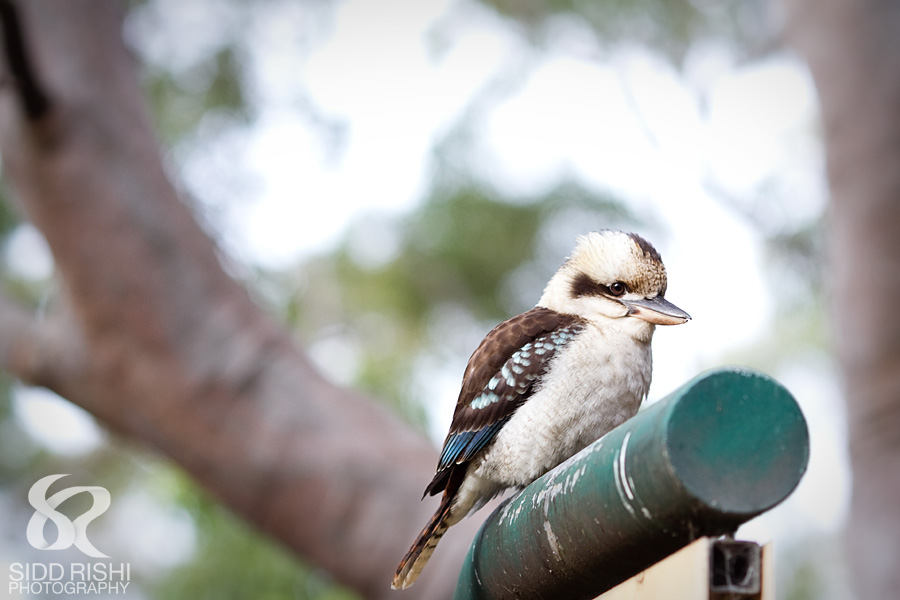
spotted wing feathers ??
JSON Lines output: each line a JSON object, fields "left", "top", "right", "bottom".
{"left": 424, "top": 307, "right": 585, "bottom": 496}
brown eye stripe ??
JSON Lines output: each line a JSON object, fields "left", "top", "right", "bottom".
{"left": 570, "top": 272, "right": 600, "bottom": 297}
{"left": 570, "top": 273, "right": 630, "bottom": 298}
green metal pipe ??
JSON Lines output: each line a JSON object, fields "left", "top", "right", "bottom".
{"left": 454, "top": 367, "right": 809, "bottom": 600}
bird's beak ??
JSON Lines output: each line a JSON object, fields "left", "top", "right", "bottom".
{"left": 624, "top": 297, "right": 691, "bottom": 326}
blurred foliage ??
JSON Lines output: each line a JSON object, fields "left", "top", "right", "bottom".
{"left": 784, "top": 560, "right": 824, "bottom": 600}
{"left": 0, "top": 374, "right": 36, "bottom": 487}
{"left": 146, "top": 46, "right": 251, "bottom": 146}
{"left": 776, "top": 533, "right": 855, "bottom": 600}
{"left": 709, "top": 182, "right": 826, "bottom": 313}
{"left": 0, "top": 187, "right": 19, "bottom": 239}
{"left": 482, "top": 0, "right": 771, "bottom": 61}
{"left": 765, "top": 219, "right": 825, "bottom": 304}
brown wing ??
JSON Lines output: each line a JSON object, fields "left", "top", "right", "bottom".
{"left": 424, "top": 307, "right": 586, "bottom": 496}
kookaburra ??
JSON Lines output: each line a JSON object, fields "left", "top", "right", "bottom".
{"left": 392, "top": 230, "right": 690, "bottom": 589}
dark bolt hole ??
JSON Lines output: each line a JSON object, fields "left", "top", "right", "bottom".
{"left": 729, "top": 554, "right": 750, "bottom": 585}
{"left": 711, "top": 546, "right": 728, "bottom": 587}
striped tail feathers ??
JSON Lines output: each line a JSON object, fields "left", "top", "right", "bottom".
{"left": 392, "top": 490, "right": 454, "bottom": 590}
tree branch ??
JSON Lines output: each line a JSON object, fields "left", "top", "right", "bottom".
{"left": 0, "top": 290, "right": 84, "bottom": 390}
{"left": 0, "top": 291, "right": 42, "bottom": 381}
{"left": 781, "top": 0, "right": 900, "bottom": 597}
{"left": 0, "top": 2, "right": 477, "bottom": 598}
{"left": 0, "top": 0, "right": 50, "bottom": 119}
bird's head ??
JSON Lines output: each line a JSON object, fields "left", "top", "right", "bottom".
{"left": 538, "top": 231, "right": 690, "bottom": 339}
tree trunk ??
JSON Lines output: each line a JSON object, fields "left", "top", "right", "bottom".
{"left": 0, "top": 2, "right": 475, "bottom": 597}
{"left": 782, "top": 0, "right": 900, "bottom": 597}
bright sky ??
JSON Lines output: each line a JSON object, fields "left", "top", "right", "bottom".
{"left": 7, "top": 0, "right": 846, "bottom": 577}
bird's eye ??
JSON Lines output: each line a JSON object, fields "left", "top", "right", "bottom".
{"left": 608, "top": 282, "right": 627, "bottom": 297}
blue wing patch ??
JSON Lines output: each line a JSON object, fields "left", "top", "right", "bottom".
{"left": 437, "top": 419, "right": 511, "bottom": 471}
{"left": 438, "top": 430, "right": 473, "bottom": 469}
{"left": 458, "top": 420, "right": 509, "bottom": 463}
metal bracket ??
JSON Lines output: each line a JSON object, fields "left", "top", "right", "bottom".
{"left": 710, "top": 539, "right": 762, "bottom": 598}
